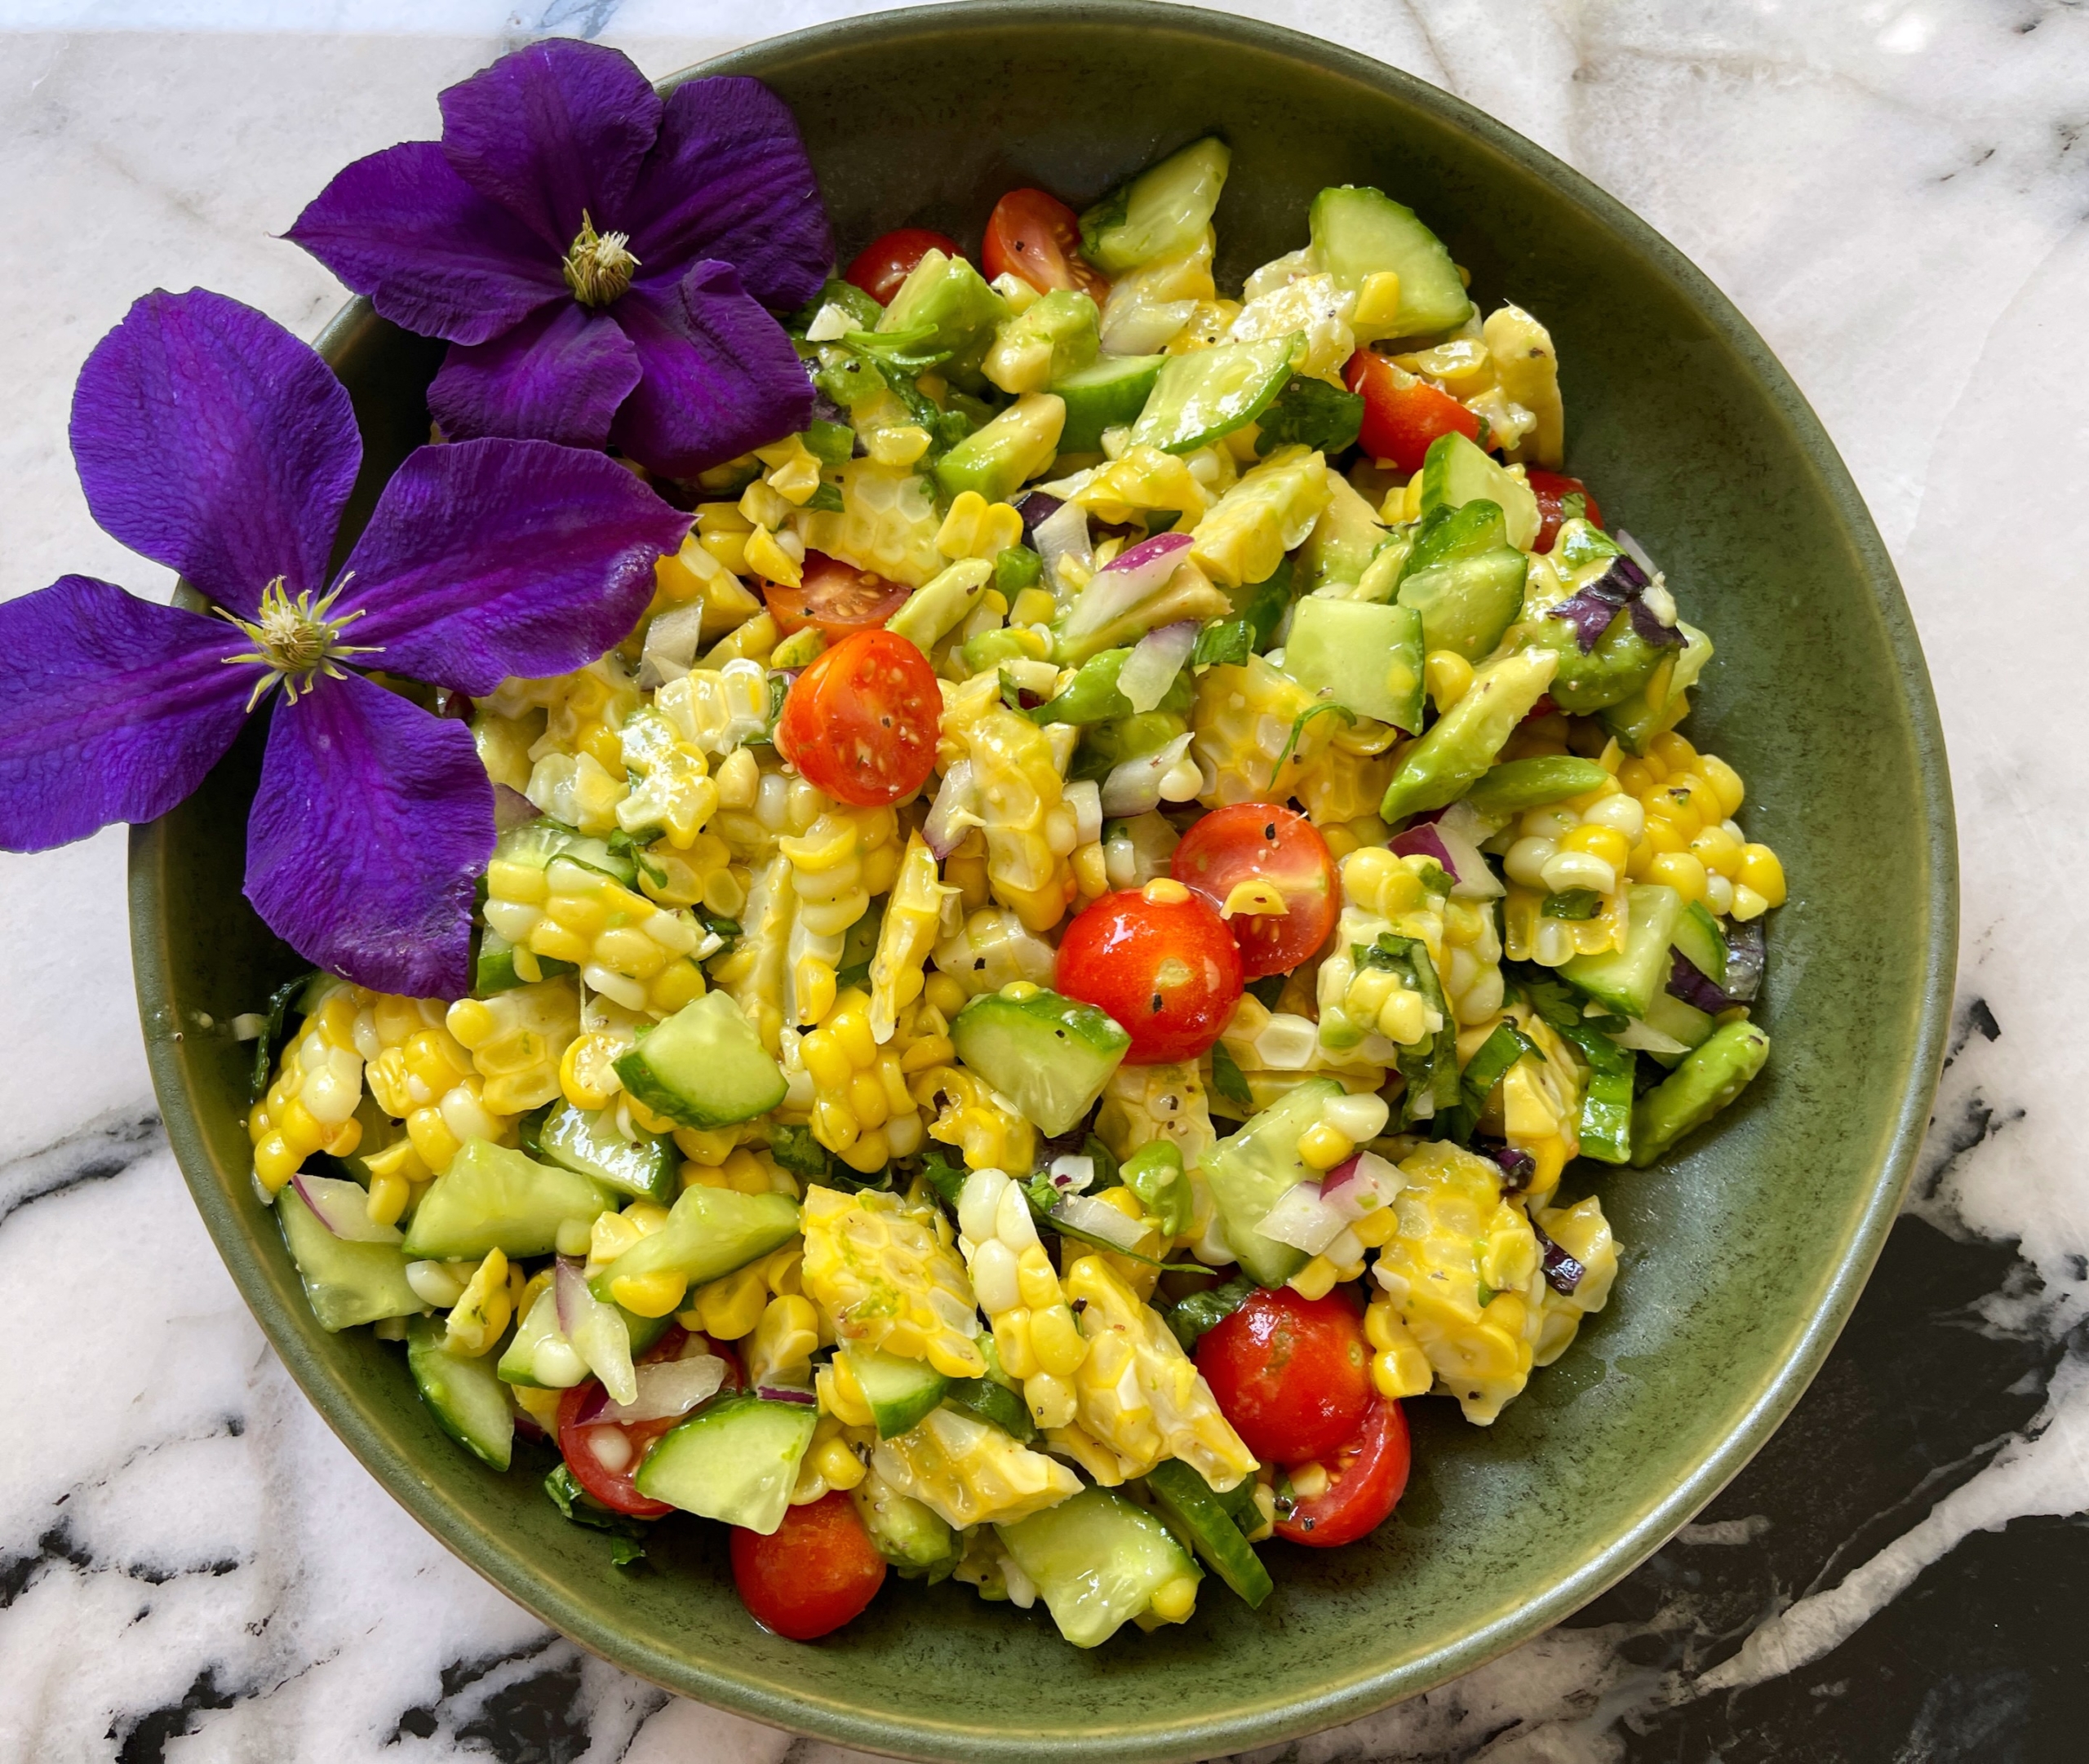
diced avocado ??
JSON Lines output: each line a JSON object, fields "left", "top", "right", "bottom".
{"left": 887, "top": 557, "right": 993, "bottom": 652}
{"left": 532, "top": 1101, "right": 676, "bottom": 1203}
{"left": 1519, "top": 605, "right": 1665, "bottom": 715}
{"left": 851, "top": 1467, "right": 960, "bottom": 1577}
{"left": 1120, "top": 1140, "right": 1192, "bottom": 1237}
{"left": 1600, "top": 621, "right": 1714, "bottom": 754}
{"left": 996, "top": 1484, "right": 1201, "bottom": 1647}
{"left": 1199, "top": 1077, "right": 1344, "bottom": 1287}
{"left": 1419, "top": 432, "right": 1541, "bottom": 551}
{"left": 277, "top": 1185, "right": 424, "bottom": 1332}
{"left": 407, "top": 1315, "right": 514, "bottom": 1471}
{"left": 949, "top": 986, "right": 1132, "bottom": 1137}
{"left": 587, "top": 1183, "right": 800, "bottom": 1305}
{"left": 1189, "top": 447, "right": 1332, "bottom": 592}
{"left": 614, "top": 991, "right": 786, "bottom": 1130}
{"left": 1560, "top": 883, "right": 1686, "bottom": 1020}
{"left": 1051, "top": 352, "right": 1164, "bottom": 453}
{"left": 1378, "top": 646, "right": 1558, "bottom": 825}
{"left": 842, "top": 1345, "right": 949, "bottom": 1439}
{"left": 1466, "top": 756, "right": 1612, "bottom": 818}
{"left": 1300, "top": 473, "right": 1392, "bottom": 592}
{"left": 1284, "top": 597, "right": 1425, "bottom": 733}
{"left": 1670, "top": 901, "right": 1729, "bottom": 989}
{"left": 877, "top": 248, "right": 1009, "bottom": 380}
{"left": 401, "top": 1139, "right": 614, "bottom": 1261}
{"left": 934, "top": 392, "right": 1067, "bottom": 505}
{"left": 1129, "top": 335, "right": 1297, "bottom": 456}
{"left": 473, "top": 928, "right": 574, "bottom": 997}
{"left": 493, "top": 815, "right": 636, "bottom": 884}
{"left": 1309, "top": 184, "right": 1471, "bottom": 339}
{"left": 1639, "top": 989, "right": 1714, "bottom": 1063}
{"left": 1144, "top": 1458, "right": 1271, "bottom": 1608}
{"left": 632, "top": 1392, "right": 819, "bottom": 1534}
{"left": 1630, "top": 1020, "right": 1770, "bottom": 1165}
{"left": 985, "top": 288, "right": 1099, "bottom": 396}
{"left": 1080, "top": 137, "right": 1231, "bottom": 274}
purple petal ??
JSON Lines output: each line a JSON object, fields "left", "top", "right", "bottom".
{"left": 607, "top": 264, "right": 813, "bottom": 478}
{"left": 426, "top": 299, "right": 640, "bottom": 452}
{"left": 69, "top": 290, "right": 359, "bottom": 614}
{"left": 625, "top": 76, "right": 832, "bottom": 312}
{"left": 438, "top": 38, "right": 659, "bottom": 251}
{"left": 286, "top": 140, "right": 563, "bottom": 348}
{"left": 336, "top": 437, "right": 689, "bottom": 694}
{"left": 0, "top": 576, "right": 255, "bottom": 851}
{"left": 246, "top": 668, "right": 490, "bottom": 998}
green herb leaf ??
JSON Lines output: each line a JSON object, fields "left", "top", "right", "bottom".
{"left": 1266, "top": 700, "right": 1356, "bottom": 791}
{"left": 1191, "top": 617, "right": 1254, "bottom": 667}
{"left": 1245, "top": 973, "right": 1287, "bottom": 1010}
{"left": 1163, "top": 1270, "right": 1257, "bottom": 1351}
{"left": 544, "top": 1465, "right": 654, "bottom": 1549}
{"left": 250, "top": 969, "right": 317, "bottom": 1103}
{"left": 1541, "top": 888, "right": 1603, "bottom": 920}
{"left": 804, "top": 481, "right": 845, "bottom": 513}
{"left": 1253, "top": 375, "right": 1364, "bottom": 456}
{"left": 1209, "top": 1039, "right": 1254, "bottom": 1111}
{"left": 1558, "top": 492, "right": 1587, "bottom": 524}
{"left": 922, "top": 1155, "right": 969, "bottom": 1208}
{"left": 765, "top": 1124, "right": 832, "bottom": 1180}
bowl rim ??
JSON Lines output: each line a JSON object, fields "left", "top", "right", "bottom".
{"left": 129, "top": 2, "right": 1958, "bottom": 1757}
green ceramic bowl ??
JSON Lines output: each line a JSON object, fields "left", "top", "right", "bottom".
{"left": 130, "top": 3, "right": 1955, "bottom": 1757}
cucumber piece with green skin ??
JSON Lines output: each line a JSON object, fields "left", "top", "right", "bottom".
{"left": 1559, "top": 883, "right": 1687, "bottom": 1021}
{"left": 614, "top": 991, "right": 786, "bottom": 1130}
{"left": 533, "top": 1101, "right": 676, "bottom": 1203}
{"left": 1200, "top": 1077, "right": 1345, "bottom": 1288}
{"left": 1551, "top": 1020, "right": 1635, "bottom": 1164}
{"left": 997, "top": 1484, "right": 1201, "bottom": 1647}
{"left": 934, "top": 392, "right": 1067, "bottom": 505}
{"left": 1051, "top": 353, "right": 1164, "bottom": 453}
{"left": 587, "top": 1183, "right": 799, "bottom": 1304}
{"left": 631, "top": 1393, "right": 819, "bottom": 1534}
{"left": 1466, "top": 756, "right": 1612, "bottom": 818}
{"left": 473, "top": 928, "right": 576, "bottom": 996}
{"left": 1283, "top": 597, "right": 1425, "bottom": 733}
{"left": 277, "top": 1185, "right": 425, "bottom": 1332}
{"left": 1671, "top": 901, "right": 1729, "bottom": 989}
{"left": 1630, "top": 1020, "right": 1770, "bottom": 1166}
{"left": 1309, "top": 184, "right": 1472, "bottom": 339}
{"left": 1080, "top": 137, "right": 1231, "bottom": 275}
{"left": 1379, "top": 646, "right": 1558, "bottom": 825}
{"left": 850, "top": 1468, "right": 960, "bottom": 1576}
{"left": 841, "top": 1346, "right": 948, "bottom": 1438}
{"left": 1639, "top": 989, "right": 1714, "bottom": 1065}
{"left": 1419, "top": 432, "right": 1541, "bottom": 551}
{"left": 401, "top": 1139, "right": 613, "bottom": 1261}
{"left": 1143, "top": 1459, "right": 1271, "bottom": 1607}
{"left": 1129, "top": 335, "right": 1299, "bottom": 456}
{"left": 949, "top": 986, "right": 1132, "bottom": 1137}
{"left": 494, "top": 816, "right": 636, "bottom": 885}
{"left": 1395, "top": 547, "right": 1528, "bottom": 664}
{"left": 407, "top": 1315, "right": 515, "bottom": 1471}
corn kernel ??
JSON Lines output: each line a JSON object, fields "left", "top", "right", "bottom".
{"left": 694, "top": 1264, "right": 770, "bottom": 1339}
{"left": 610, "top": 1270, "right": 688, "bottom": 1316}
{"left": 1148, "top": 1574, "right": 1199, "bottom": 1624}
{"left": 1646, "top": 850, "right": 1708, "bottom": 905}
{"left": 1689, "top": 823, "right": 1745, "bottom": 879}
{"left": 1008, "top": 587, "right": 1057, "bottom": 627}
{"left": 1029, "top": 1304, "right": 1087, "bottom": 1378}
{"left": 1288, "top": 1256, "right": 1339, "bottom": 1301}
{"left": 812, "top": 1430, "right": 865, "bottom": 1489}
{"left": 1297, "top": 1123, "right": 1354, "bottom": 1172}
{"left": 254, "top": 1133, "right": 301, "bottom": 1192}
{"left": 1016, "top": 1244, "right": 1060, "bottom": 1313}
{"left": 995, "top": 1309, "right": 1039, "bottom": 1380}
{"left": 1738, "top": 844, "right": 1786, "bottom": 908}
{"left": 1425, "top": 649, "right": 1474, "bottom": 713}
{"left": 1561, "top": 822, "right": 1631, "bottom": 871}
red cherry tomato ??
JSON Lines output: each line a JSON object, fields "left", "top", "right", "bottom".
{"left": 981, "top": 188, "right": 1109, "bottom": 299}
{"left": 774, "top": 628, "right": 942, "bottom": 807}
{"left": 1170, "top": 804, "right": 1337, "bottom": 980}
{"left": 1344, "top": 349, "right": 1481, "bottom": 472}
{"left": 730, "top": 1489, "right": 889, "bottom": 1641}
{"left": 1195, "top": 1287, "right": 1373, "bottom": 1464}
{"left": 556, "top": 1328, "right": 738, "bottom": 1518}
{"left": 844, "top": 228, "right": 964, "bottom": 305}
{"left": 1054, "top": 886, "right": 1244, "bottom": 1064}
{"left": 1275, "top": 1397, "right": 1411, "bottom": 1548}
{"left": 1527, "top": 469, "right": 1605, "bottom": 554}
{"left": 765, "top": 551, "right": 912, "bottom": 640}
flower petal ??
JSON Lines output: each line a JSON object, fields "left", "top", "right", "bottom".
{"left": 338, "top": 438, "right": 689, "bottom": 695}
{"left": 438, "top": 38, "right": 659, "bottom": 252}
{"left": 426, "top": 299, "right": 640, "bottom": 452}
{"left": 246, "top": 667, "right": 490, "bottom": 999}
{"left": 608, "top": 264, "right": 813, "bottom": 479}
{"left": 285, "top": 140, "right": 563, "bottom": 348}
{"left": 625, "top": 76, "right": 832, "bottom": 312}
{"left": 69, "top": 290, "right": 360, "bottom": 613}
{"left": 0, "top": 576, "right": 255, "bottom": 852}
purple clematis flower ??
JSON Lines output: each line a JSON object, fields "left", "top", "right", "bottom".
{"left": 0, "top": 287, "right": 689, "bottom": 998}
{"left": 286, "top": 38, "right": 831, "bottom": 479}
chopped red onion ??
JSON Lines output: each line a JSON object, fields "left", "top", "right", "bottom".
{"left": 491, "top": 784, "right": 539, "bottom": 834}
{"left": 1483, "top": 1142, "right": 1537, "bottom": 1193}
{"left": 1118, "top": 619, "right": 1198, "bottom": 713}
{"left": 1032, "top": 497, "right": 1092, "bottom": 595}
{"left": 291, "top": 1172, "right": 402, "bottom": 1243}
{"left": 1057, "top": 530, "right": 1194, "bottom": 649}
{"left": 1722, "top": 920, "right": 1765, "bottom": 1003}
{"left": 577, "top": 1354, "right": 726, "bottom": 1425}
{"left": 1017, "top": 491, "right": 1065, "bottom": 543}
{"left": 1435, "top": 801, "right": 1506, "bottom": 898}
{"left": 1100, "top": 730, "right": 1194, "bottom": 817}
{"left": 1048, "top": 1154, "right": 1097, "bottom": 1193}
{"left": 1614, "top": 528, "right": 1659, "bottom": 578}
{"left": 1533, "top": 1221, "right": 1586, "bottom": 1295}
{"left": 1320, "top": 1150, "right": 1401, "bottom": 1221}
{"left": 1254, "top": 1180, "right": 1349, "bottom": 1256}
{"left": 1049, "top": 1191, "right": 1148, "bottom": 1251}
{"left": 756, "top": 1385, "right": 821, "bottom": 1406}
{"left": 1389, "top": 822, "right": 1458, "bottom": 880}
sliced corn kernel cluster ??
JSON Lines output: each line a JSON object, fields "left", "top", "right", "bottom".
{"left": 1091, "top": 1061, "right": 1218, "bottom": 1169}
{"left": 935, "top": 490, "right": 1025, "bottom": 561}
{"left": 791, "top": 460, "right": 945, "bottom": 587}
{"left": 444, "top": 978, "right": 580, "bottom": 1116}
{"left": 1457, "top": 1001, "right": 1582, "bottom": 1203}
{"left": 712, "top": 852, "right": 795, "bottom": 1053}
{"left": 615, "top": 705, "right": 720, "bottom": 848}
{"left": 1497, "top": 778, "right": 1639, "bottom": 965}
{"left": 938, "top": 675, "right": 1078, "bottom": 933}
{"left": 868, "top": 833, "right": 958, "bottom": 1043}
{"left": 800, "top": 986, "right": 926, "bottom": 1173}
{"left": 956, "top": 1168, "right": 1089, "bottom": 1429}
{"left": 360, "top": 995, "right": 508, "bottom": 1183}
{"left": 799, "top": 1186, "right": 986, "bottom": 1378}
{"left": 481, "top": 854, "right": 707, "bottom": 1017}
{"left": 1191, "top": 656, "right": 1332, "bottom": 808}
{"left": 651, "top": 659, "right": 772, "bottom": 757}
{"left": 1315, "top": 848, "right": 1452, "bottom": 1057}
{"left": 913, "top": 1062, "right": 1036, "bottom": 1174}
{"left": 790, "top": 1416, "right": 871, "bottom": 1505}
{"left": 871, "top": 1403, "right": 1082, "bottom": 1529}
{"left": 1364, "top": 1290, "right": 1435, "bottom": 1400}
{"left": 249, "top": 982, "right": 370, "bottom": 1193}
{"left": 1614, "top": 732, "right": 1785, "bottom": 921}
{"left": 780, "top": 805, "right": 903, "bottom": 942}
{"left": 1530, "top": 1194, "right": 1621, "bottom": 1367}
{"left": 932, "top": 906, "right": 1058, "bottom": 997}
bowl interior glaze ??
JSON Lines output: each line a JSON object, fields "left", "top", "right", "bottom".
{"left": 131, "top": 5, "right": 1955, "bottom": 1759}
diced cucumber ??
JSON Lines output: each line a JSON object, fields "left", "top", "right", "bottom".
{"left": 1283, "top": 597, "right": 1425, "bottom": 733}
{"left": 1144, "top": 1459, "right": 1271, "bottom": 1608}
{"left": 842, "top": 1346, "right": 949, "bottom": 1439}
{"left": 1419, "top": 432, "right": 1541, "bottom": 551}
{"left": 1395, "top": 546, "right": 1528, "bottom": 663}
{"left": 1630, "top": 1020, "right": 1770, "bottom": 1166}
{"left": 949, "top": 986, "right": 1132, "bottom": 1137}
{"left": 942, "top": 1375, "right": 1037, "bottom": 1443}
{"left": 587, "top": 1182, "right": 800, "bottom": 1304}
{"left": 934, "top": 392, "right": 1067, "bottom": 504}
{"left": 1640, "top": 989, "right": 1714, "bottom": 1063}
{"left": 614, "top": 991, "right": 786, "bottom": 1130}
{"left": 494, "top": 816, "right": 636, "bottom": 885}
{"left": 1080, "top": 137, "right": 1231, "bottom": 275}
{"left": 407, "top": 1315, "right": 515, "bottom": 1471}
{"left": 401, "top": 1138, "right": 614, "bottom": 1261}
{"left": 1552, "top": 1020, "right": 1634, "bottom": 1165}
{"left": 277, "top": 1185, "right": 424, "bottom": 1332}
{"left": 1051, "top": 352, "right": 1164, "bottom": 453}
{"left": 1671, "top": 901, "right": 1729, "bottom": 988}
{"left": 1129, "top": 335, "right": 1299, "bottom": 455}
{"left": 632, "top": 1392, "right": 819, "bottom": 1534}
{"left": 473, "top": 928, "right": 575, "bottom": 997}
{"left": 533, "top": 1101, "right": 676, "bottom": 1204}
{"left": 1308, "top": 184, "right": 1471, "bottom": 339}
{"left": 1465, "top": 756, "right": 1612, "bottom": 818}
{"left": 1301, "top": 474, "right": 1392, "bottom": 592}
{"left": 1200, "top": 1077, "right": 1343, "bottom": 1288}
{"left": 1559, "top": 883, "right": 1686, "bottom": 1021}
{"left": 1377, "top": 646, "right": 1557, "bottom": 825}
{"left": 497, "top": 1284, "right": 588, "bottom": 1389}
{"left": 851, "top": 1467, "right": 960, "bottom": 1577}
{"left": 996, "top": 1485, "right": 1200, "bottom": 1647}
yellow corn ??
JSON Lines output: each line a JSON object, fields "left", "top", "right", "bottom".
{"left": 869, "top": 833, "right": 957, "bottom": 1044}
{"left": 799, "top": 1186, "right": 986, "bottom": 1378}
{"left": 481, "top": 854, "right": 706, "bottom": 1019}
{"left": 780, "top": 804, "right": 902, "bottom": 942}
{"left": 746, "top": 1294, "right": 820, "bottom": 1387}
{"left": 935, "top": 490, "right": 1026, "bottom": 561}
{"left": 938, "top": 674, "right": 1077, "bottom": 933}
{"left": 689, "top": 1262, "right": 770, "bottom": 1340}
{"left": 1364, "top": 1293, "right": 1435, "bottom": 1398}
{"left": 800, "top": 986, "right": 925, "bottom": 1170}
{"left": 616, "top": 706, "right": 720, "bottom": 849}
{"left": 445, "top": 979, "right": 580, "bottom": 1115}
{"left": 792, "top": 459, "right": 944, "bottom": 587}
{"left": 443, "top": 1249, "right": 512, "bottom": 1356}
{"left": 559, "top": 1030, "right": 623, "bottom": 1110}
{"left": 914, "top": 1063, "right": 1036, "bottom": 1173}
{"left": 954, "top": 1168, "right": 1088, "bottom": 1429}
{"left": 1191, "top": 655, "right": 1331, "bottom": 807}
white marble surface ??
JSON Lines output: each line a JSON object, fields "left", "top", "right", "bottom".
{"left": 2, "top": 2, "right": 2085, "bottom": 1759}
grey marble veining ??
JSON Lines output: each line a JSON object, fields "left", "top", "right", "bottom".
{"left": 1, "top": 2, "right": 2084, "bottom": 1758}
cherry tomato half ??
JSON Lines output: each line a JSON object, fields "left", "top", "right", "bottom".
{"left": 1344, "top": 349, "right": 1481, "bottom": 473}
{"left": 1170, "top": 804, "right": 1337, "bottom": 980}
{"left": 556, "top": 1327, "right": 738, "bottom": 1518}
{"left": 765, "top": 551, "right": 912, "bottom": 640}
{"left": 731, "top": 1489, "right": 889, "bottom": 1641}
{"left": 981, "top": 188, "right": 1109, "bottom": 299}
{"left": 1527, "top": 468, "right": 1605, "bottom": 554}
{"left": 775, "top": 628, "right": 942, "bottom": 808}
{"left": 1196, "top": 1287, "right": 1373, "bottom": 1465}
{"left": 1054, "top": 885, "right": 1244, "bottom": 1064}
{"left": 844, "top": 228, "right": 963, "bottom": 305}
{"left": 1275, "top": 1397, "right": 1411, "bottom": 1549}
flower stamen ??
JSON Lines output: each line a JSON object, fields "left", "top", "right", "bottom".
{"left": 563, "top": 211, "right": 639, "bottom": 308}
{"left": 220, "top": 575, "right": 379, "bottom": 711}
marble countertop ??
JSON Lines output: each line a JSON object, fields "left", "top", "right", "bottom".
{"left": 3, "top": 2, "right": 2084, "bottom": 1758}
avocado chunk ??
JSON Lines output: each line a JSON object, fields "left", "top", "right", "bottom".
{"left": 1378, "top": 646, "right": 1559, "bottom": 825}
{"left": 934, "top": 392, "right": 1067, "bottom": 505}
{"left": 1465, "top": 756, "right": 1612, "bottom": 818}
{"left": 1051, "top": 352, "right": 1164, "bottom": 453}
{"left": 1300, "top": 472, "right": 1393, "bottom": 592}
{"left": 407, "top": 1316, "right": 514, "bottom": 1471}
{"left": 876, "top": 247, "right": 1009, "bottom": 380}
{"left": 985, "top": 288, "right": 1100, "bottom": 395}
{"left": 950, "top": 985, "right": 1132, "bottom": 1137}
{"left": 1631, "top": 1019, "right": 1770, "bottom": 1165}
{"left": 851, "top": 1467, "right": 960, "bottom": 1576}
